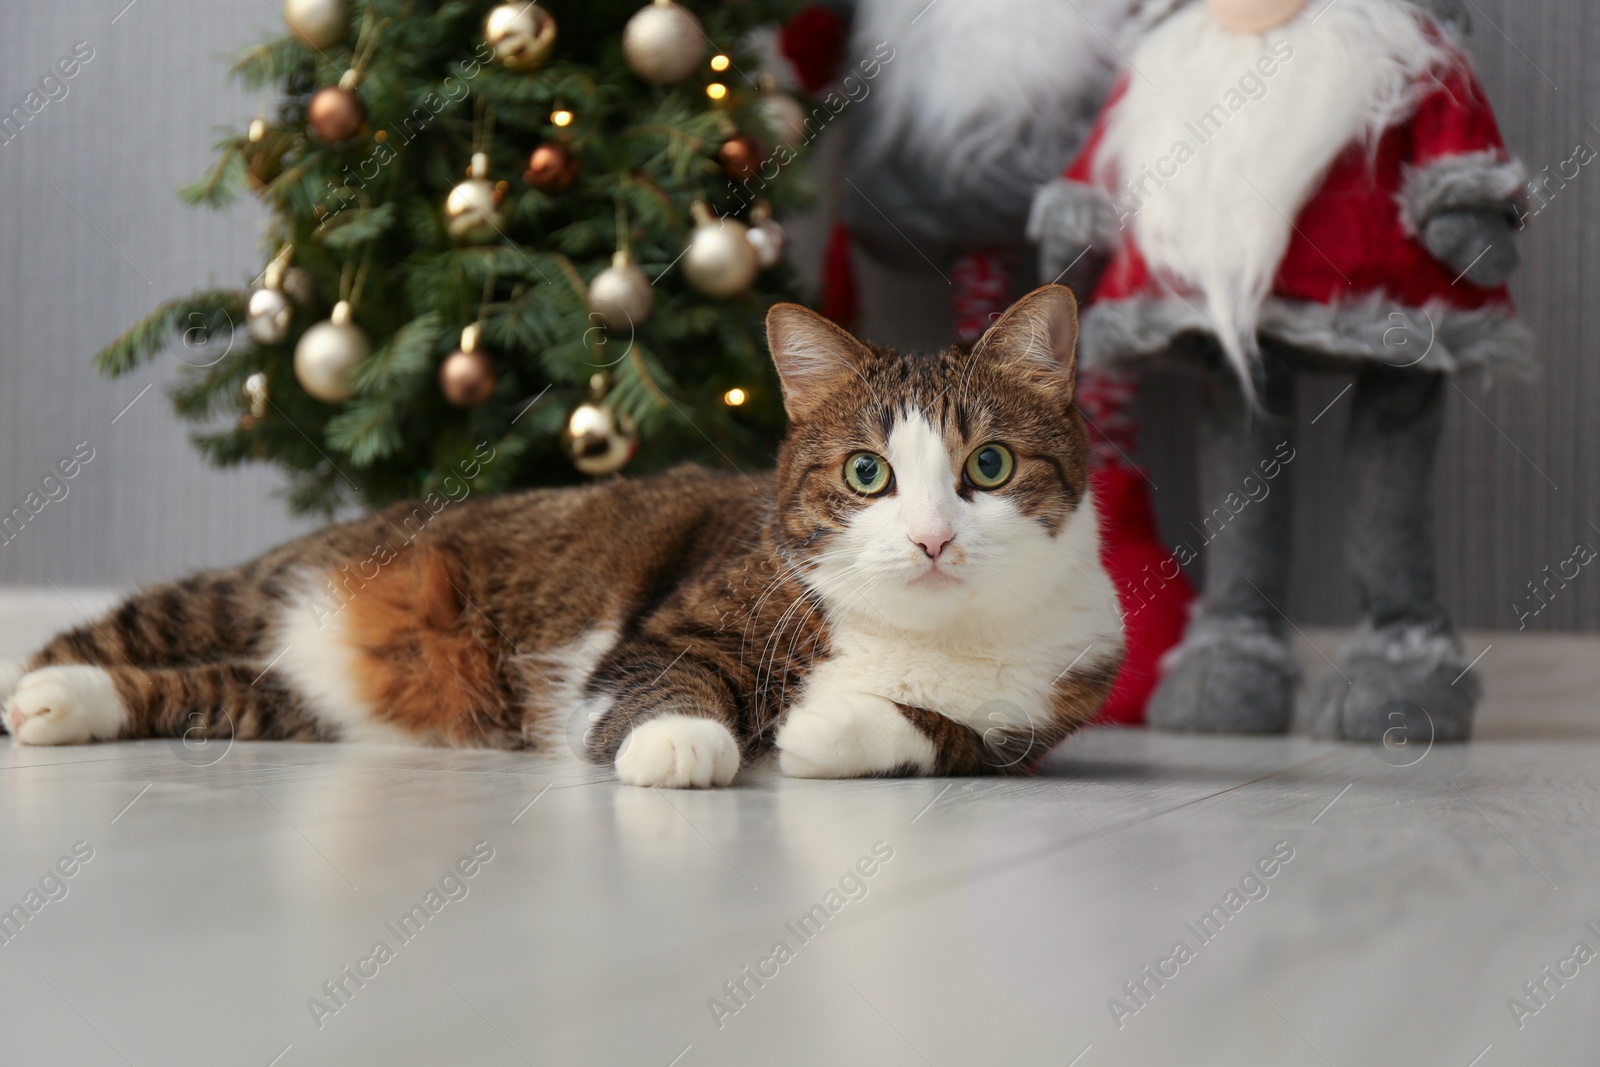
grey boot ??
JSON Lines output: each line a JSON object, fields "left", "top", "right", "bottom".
{"left": 1304, "top": 366, "right": 1481, "bottom": 741}
{"left": 1148, "top": 363, "right": 1299, "bottom": 734}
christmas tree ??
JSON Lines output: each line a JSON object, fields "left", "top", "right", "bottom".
{"left": 95, "top": 0, "right": 812, "bottom": 515}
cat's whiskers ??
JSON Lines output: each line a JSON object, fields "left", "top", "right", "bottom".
{"left": 750, "top": 552, "right": 881, "bottom": 706}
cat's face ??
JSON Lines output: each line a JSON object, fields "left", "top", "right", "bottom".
{"left": 768, "top": 286, "right": 1092, "bottom": 628}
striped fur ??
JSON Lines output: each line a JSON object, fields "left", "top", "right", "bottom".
{"left": 5, "top": 287, "right": 1124, "bottom": 786}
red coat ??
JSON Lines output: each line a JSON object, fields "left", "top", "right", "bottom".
{"left": 1039, "top": 47, "right": 1532, "bottom": 376}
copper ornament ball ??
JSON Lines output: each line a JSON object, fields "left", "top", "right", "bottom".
{"left": 717, "top": 135, "right": 765, "bottom": 183}
{"left": 307, "top": 86, "right": 364, "bottom": 142}
{"left": 524, "top": 142, "right": 580, "bottom": 193}
{"left": 439, "top": 349, "right": 498, "bottom": 408}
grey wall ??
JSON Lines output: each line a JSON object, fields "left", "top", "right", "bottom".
{"left": 0, "top": 0, "right": 1594, "bottom": 632}
{"left": 0, "top": 1, "right": 314, "bottom": 591}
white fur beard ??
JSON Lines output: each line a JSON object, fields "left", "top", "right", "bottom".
{"left": 1098, "top": 0, "right": 1448, "bottom": 384}
{"left": 852, "top": 0, "right": 1132, "bottom": 195}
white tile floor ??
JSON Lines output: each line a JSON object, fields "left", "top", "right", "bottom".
{"left": 2, "top": 590, "right": 1597, "bottom": 1067}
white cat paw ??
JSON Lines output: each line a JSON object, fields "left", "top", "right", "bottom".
{"left": 615, "top": 714, "right": 740, "bottom": 788}
{"left": 777, "top": 692, "right": 937, "bottom": 779}
{"left": 5, "top": 666, "right": 127, "bottom": 746}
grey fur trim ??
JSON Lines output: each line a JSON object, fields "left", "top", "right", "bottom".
{"left": 1397, "top": 151, "right": 1528, "bottom": 235}
{"left": 1026, "top": 179, "right": 1121, "bottom": 254}
{"left": 1159, "top": 613, "right": 1300, "bottom": 683}
{"left": 1335, "top": 620, "right": 1470, "bottom": 675}
{"left": 1079, "top": 295, "right": 1536, "bottom": 377}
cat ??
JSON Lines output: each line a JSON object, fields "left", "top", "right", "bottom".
{"left": 1, "top": 285, "right": 1124, "bottom": 787}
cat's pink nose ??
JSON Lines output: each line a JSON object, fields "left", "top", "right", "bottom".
{"left": 911, "top": 528, "right": 955, "bottom": 561}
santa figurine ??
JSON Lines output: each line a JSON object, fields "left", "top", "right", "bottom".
{"left": 1029, "top": 0, "right": 1531, "bottom": 739}
{"left": 776, "top": 0, "right": 1195, "bottom": 725}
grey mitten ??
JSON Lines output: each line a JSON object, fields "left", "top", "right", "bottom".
{"left": 1027, "top": 179, "right": 1117, "bottom": 300}
{"left": 1422, "top": 208, "right": 1520, "bottom": 287}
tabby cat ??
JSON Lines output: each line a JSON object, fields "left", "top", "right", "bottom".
{"left": 2, "top": 285, "right": 1123, "bottom": 787}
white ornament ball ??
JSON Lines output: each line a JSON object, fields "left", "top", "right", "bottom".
{"left": 622, "top": 0, "right": 706, "bottom": 85}
{"left": 485, "top": 2, "right": 558, "bottom": 71}
{"left": 444, "top": 178, "right": 503, "bottom": 243}
{"left": 746, "top": 218, "right": 786, "bottom": 269}
{"left": 759, "top": 92, "right": 808, "bottom": 148}
{"left": 246, "top": 287, "right": 293, "bottom": 345}
{"left": 294, "top": 301, "right": 368, "bottom": 403}
{"left": 284, "top": 0, "right": 347, "bottom": 50}
{"left": 684, "top": 216, "right": 760, "bottom": 298}
{"left": 588, "top": 253, "right": 655, "bottom": 330}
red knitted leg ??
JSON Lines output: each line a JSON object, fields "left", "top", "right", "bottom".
{"left": 952, "top": 249, "right": 1013, "bottom": 342}
{"left": 1077, "top": 367, "right": 1141, "bottom": 469}
{"left": 1079, "top": 370, "right": 1196, "bottom": 726}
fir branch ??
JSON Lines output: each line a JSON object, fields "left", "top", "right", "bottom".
{"left": 325, "top": 396, "right": 405, "bottom": 467}
{"left": 93, "top": 291, "right": 243, "bottom": 377}
{"left": 231, "top": 38, "right": 321, "bottom": 90}
{"left": 317, "top": 201, "right": 398, "bottom": 248}
{"left": 179, "top": 143, "right": 247, "bottom": 208}
{"left": 352, "top": 311, "right": 444, "bottom": 392}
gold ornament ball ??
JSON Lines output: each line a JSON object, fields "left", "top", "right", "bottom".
{"left": 485, "top": 3, "right": 558, "bottom": 71}
{"left": 285, "top": 0, "right": 346, "bottom": 49}
{"left": 565, "top": 401, "right": 637, "bottom": 476}
{"left": 294, "top": 302, "right": 368, "bottom": 403}
{"left": 439, "top": 349, "right": 498, "bottom": 408}
{"left": 717, "top": 135, "right": 765, "bottom": 183}
{"left": 684, "top": 214, "right": 760, "bottom": 298}
{"left": 240, "top": 371, "right": 270, "bottom": 430}
{"left": 307, "top": 86, "right": 364, "bottom": 142}
{"left": 444, "top": 178, "right": 504, "bottom": 242}
{"left": 622, "top": 0, "right": 706, "bottom": 85}
{"left": 523, "top": 142, "right": 580, "bottom": 193}
{"left": 246, "top": 287, "right": 293, "bottom": 345}
{"left": 587, "top": 252, "right": 654, "bottom": 331}
{"left": 759, "top": 91, "right": 808, "bottom": 147}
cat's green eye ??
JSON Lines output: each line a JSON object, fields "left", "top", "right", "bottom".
{"left": 965, "top": 443, "right": 1015, "bottom": 489}
{"left": 844, "top": 451, "right": 893, "bottom": 496}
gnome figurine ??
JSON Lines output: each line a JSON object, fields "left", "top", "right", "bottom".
{"left": 1029, "top": 0, "right": 1531, "bottom": 739}
{"left": 776, "top": 0, "right": 1194, "bottom": 724}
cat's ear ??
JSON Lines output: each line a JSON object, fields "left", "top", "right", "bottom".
{"left": 975, "top": 284, "right": 1079, "bottom": 397}
{"left": 765, "top": 303, "right": 869, "bottom": 420}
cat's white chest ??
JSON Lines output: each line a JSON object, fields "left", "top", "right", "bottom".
{"left": 810, "top": 594, "right": 1113, "bottom": 734}
{"left": 799, "top": 498, "right": 1122, "bottom": 733}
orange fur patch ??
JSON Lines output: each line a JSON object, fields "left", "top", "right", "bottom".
{"left": 338, "top": 545, "right": 499, "bottom": 745}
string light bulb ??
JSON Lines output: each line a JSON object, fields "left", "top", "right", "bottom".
{"left": 710, "top": 54, "right": 730, "bottom": 72}
{"left": 723, "top": 387, "right": 747, "bottom": 406}
{"left": 550, "top": 108, "right": 574, "bottom": 127}
{"left": 705, "top": 82, "right": 727, "bottom": 101}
